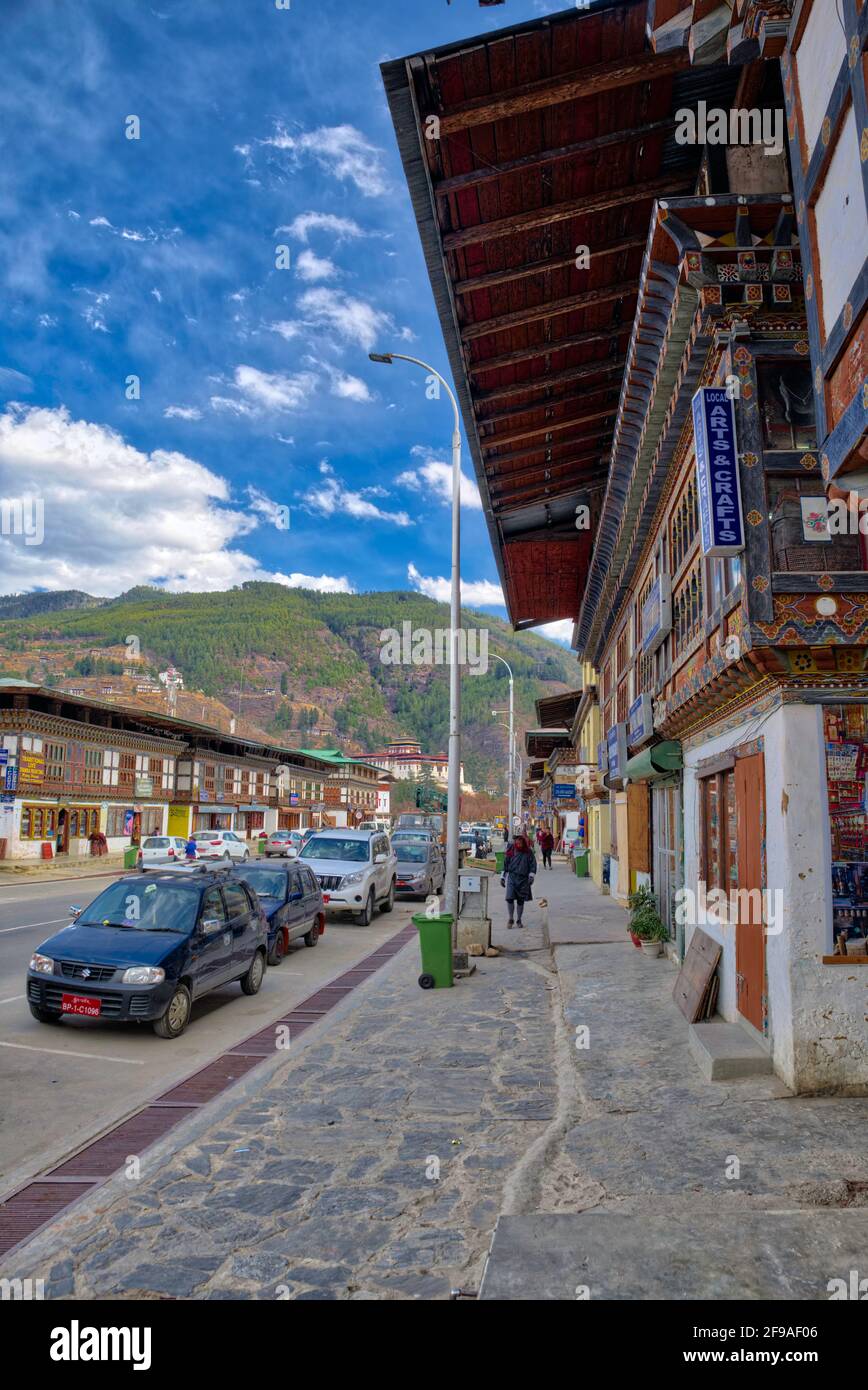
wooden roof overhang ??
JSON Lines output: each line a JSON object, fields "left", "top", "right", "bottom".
{"left": 535, "top": 688, "right": 584, "bottom": 729}
{"left": 382, "top": 1, "right": 739, "bottom": 629}
{"left": 525, "top": 727, "right": 573, "bottom": 759}
{"left": 575, "top": 192, "right": 799, "bottom": 664}
{"left": 647, "top": 1, "right": 792, "bottom": 65}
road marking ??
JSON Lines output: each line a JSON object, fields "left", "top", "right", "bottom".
{"left": 0, "top": 995, "right": 24, "bottom": 1006}
{"left": 0, "top": 918, "right": 68, "bottom": 935}
{"left": 0, "top": 1039, "right": 144, "bottom": 1064}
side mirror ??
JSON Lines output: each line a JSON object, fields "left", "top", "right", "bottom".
{"left": 201, "top": 916, "right": 223, "bottom": 935}
{"left": 374, "top": 852, "right": 387, "bottom": 864}
{"left": 290, "top": 890, "right": 303, "bottom": 902}
{"left": 68, "top": 905, "right": 82, "bottom": 919}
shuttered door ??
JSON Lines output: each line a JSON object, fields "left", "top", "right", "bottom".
{"left": 735, "top": 753, "right": 766, "bottom": 1031}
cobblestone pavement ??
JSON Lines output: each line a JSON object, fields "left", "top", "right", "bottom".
{"left": 4, "top": 883, "right": 559, "bottom": 1301}
{"left": 6, "top": 859, "right": 865, "bottom": 1301}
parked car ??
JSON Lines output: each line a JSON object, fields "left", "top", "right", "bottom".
{"left": 192, "top": 830, "right": 250, "bottom": 862}
{"left": 235, "top": 862, "right": 324, "bottom": 964}
{"left": 394, "top": 838, "right": 444, "bottom": 899}
{"left": 299, "top": 829, "right": 396, "bottom": 925}
{"left": 263, "top": 829, "right": 303, "bottom": 858}
{"left": 137, "top": 836, "right": 189, "bottom": 871}
{"left": 26, "top": 869, "right": 268, "bottom": 1039}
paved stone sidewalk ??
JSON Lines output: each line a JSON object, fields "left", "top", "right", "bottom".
{"left": 3, "top": 893, "right": 560, "bottom": 1301}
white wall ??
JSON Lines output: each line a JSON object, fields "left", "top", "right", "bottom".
{"left": 684, "top": 703, "right": 868, "bottom": 1094}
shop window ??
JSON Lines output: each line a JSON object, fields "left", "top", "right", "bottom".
{"left": 106, "top": 806, "right": 131, "bottom": 837}
{"left": 700, "top": 769, "right": 738, "bottom": 895}
{"left": 672, "top": 559, "right": 704, "bottom": 657}
{"left": 824, "top": 704, "right": 868, "bottom": 952}
{"left": 670, "top": 471, "right": 699, "bottom": 576}
{"left": 45, "top": 742, "right": 66, "bottom": 781}
{"left": 767, "top": 477, "right": 862, "bottom": 572}
{"left": 757, "top": 362, "right": 816, "bottom": 452}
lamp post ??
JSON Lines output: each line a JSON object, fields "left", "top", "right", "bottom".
{"left": 489, "top": 653, "right": 514, "bottom": 843}
{"left": 370, "top": 351, "right": 462, "bottom": 932}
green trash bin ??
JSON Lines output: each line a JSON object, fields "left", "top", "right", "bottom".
{"left": 412, "top": 912, "right": 454, "bottom": 990}
{"left": 495, "top": 850, "right": 505, "bottom": 874}
{"left": 123, "top": 846, "right": 139, "bottom": 870}
{"left": 257, "top": 837, "right": 267, "bottom": 856}
{"left": 573, "top": 849, "right": 589, "bottom": 878}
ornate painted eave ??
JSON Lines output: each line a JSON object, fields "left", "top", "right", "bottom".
{"left": 646, "top": 1, "right": 794, "bottom": 65}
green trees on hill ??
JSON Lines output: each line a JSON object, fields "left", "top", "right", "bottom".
{"left": 0, "top": 582, "right": 576, "bottom": 790}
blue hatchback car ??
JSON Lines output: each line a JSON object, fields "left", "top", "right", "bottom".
{"left": 234, "top": 862, "right": 325, "bottom": 965}
{"left": 27, "top": 868, "right": 268, "bottom": 1039}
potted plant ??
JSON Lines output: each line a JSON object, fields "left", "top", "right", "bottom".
{"left": 627, "top": 886, "right": 668, "bottom": 957}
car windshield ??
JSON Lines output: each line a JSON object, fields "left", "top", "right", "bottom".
{"left": 397, "top": 844, "right": 428, "bottom": 864}
{"left": 235, "top": 868, "right": 285, "bottom": 898}
{"left": 79, "top": 880, "right": 199, "bottom": 934}
{"left": 303, "top": 837, "right": 369, "bottom": 863}
{"left": 194, "top": 832, "right": 221, "bottom": 841}
{"left": 144, "top": 838, "right": 169, "bottom": 848}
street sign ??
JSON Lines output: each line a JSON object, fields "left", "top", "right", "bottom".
{"left": 628, "top": 694, "right": 654, "bottom": 749}
{"left": 692, "top": 386, "right": 745, "bottom": 558}
{"left": 0, "top": 749, "right": 8, "bottom": 766}
{"left": 553, "top": 783, "right": 576, "bottom": 799}
{"left": 4, "top": 767, "right": 18, "bottom": 792}
{"left": 606, "top": 723, "right": 628, "bottom": 782}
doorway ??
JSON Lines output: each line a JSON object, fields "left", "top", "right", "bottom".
{"left": 653, "top": 780, "right": 683, "bottom": 953}
{"left": 735, "top": 752, "right": 766, "bottom": 1033}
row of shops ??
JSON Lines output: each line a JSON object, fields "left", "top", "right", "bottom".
{"left": 0, "top": 682, "right": 387, "bottom": 860}
{"left": 387, "top": 0, "right": 868, "bottom": 1093}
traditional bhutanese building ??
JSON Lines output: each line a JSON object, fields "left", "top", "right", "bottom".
{"left": 384, "top": 0, "right": 868, "bottom": 1093}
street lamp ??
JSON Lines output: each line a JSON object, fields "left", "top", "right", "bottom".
{"left": 370, "top": 351, "right": 463, "bottom": 932}
{"left": 489, "top": 653, "right": 514, "bottom": 840}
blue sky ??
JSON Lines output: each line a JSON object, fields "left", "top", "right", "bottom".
{"left": 0, "top": 0, "right": 570, "bottom": 639}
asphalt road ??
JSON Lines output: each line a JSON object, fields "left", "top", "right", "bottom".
{"left": 0, "top": 872, "right": 417, "bottom": 1193}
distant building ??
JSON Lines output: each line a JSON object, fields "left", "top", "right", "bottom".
{"left": 370, "top": 739, "right": 472, "bottom": 792}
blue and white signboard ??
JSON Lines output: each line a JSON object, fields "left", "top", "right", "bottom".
{"left": 692, "top": 386, "right": 745, "bottom": 558}
{"left": 5, "top": 767, "right": 18, "bottom": 792}
{"left": 628, "top": 694, "right": 654, "bottom": 749}
{"left": 553, "top": 783, "right": 576, "bottom": 800}
{"left": 606, "top": 723, "right": 628, "bottom": 782}
{"left": 641, "top": 574, "right": 672, "bottom": 654}
{"left": 0, "top": 749, "right": 8, "bottom": 766}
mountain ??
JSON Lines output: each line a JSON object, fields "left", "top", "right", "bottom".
{"left": 0, "top": 590, "right": 106, "bottom": 619}
{"left": 0, "top": 583, "right": 577, "bottom": 792}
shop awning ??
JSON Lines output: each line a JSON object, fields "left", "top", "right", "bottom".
{"left": 625, "top": 741, "right": 682, "bottom": 782}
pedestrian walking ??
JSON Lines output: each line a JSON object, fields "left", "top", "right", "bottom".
{"left": 541, "top": 827, "right": 554, "bottom": 869}
{"left": 185, "top": 834, "right": 197, "bottom": 862}
{"left": 500, "top": 832, "right": 536, "bottom": 928}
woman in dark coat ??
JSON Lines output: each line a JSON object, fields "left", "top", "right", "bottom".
{"left": 501, "top": 833, "right": 537, "bottom": 928}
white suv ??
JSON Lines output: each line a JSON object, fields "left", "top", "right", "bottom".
{"left": 299, "top": 829, "right": 396, "bottom": 925}
{"left": 191, "top": 830, "right": 250, "bottom": 862}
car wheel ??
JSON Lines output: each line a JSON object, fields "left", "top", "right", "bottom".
{"left": 29, "top": 1003, "right": 62, "bottom": 1024}
{"left": 241, "top": 949, "right": 266, "bottom": 995}
{"left": 304, "top": 921, "right": 320, "bottom": 948}
{"left": 379, "top": 878, "right": 395, "bottom": 914}
{"left": 267, "top": 930, "right": 286, "bottom": 967}
{"left": 222, "top": 851, "right": 231, "bottom": 861}
{"left": 242, "top": 850, "right": 250, "bottom": 861}
{"left": 356, "top": 889, "right": 375, "bottom": 926}
{"left": 153, "top": 984, "right": 192, "bottom": 1039}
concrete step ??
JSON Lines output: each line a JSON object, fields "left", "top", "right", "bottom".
{"left": 479, "top": 1211, "right": 868, "bottom": 1299}
{"left": 688, "top": 1020, "right": 773, "bottom": 1081}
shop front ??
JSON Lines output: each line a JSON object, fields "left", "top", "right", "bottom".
{"left": 193, "top": 804, "right": 235, "bottom": 832}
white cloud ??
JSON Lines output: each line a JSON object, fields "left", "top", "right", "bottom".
{"left": 397, "top": 447, "right": 482, "bottom": 510}
{"left": 81, "top": 291, "right": 109, "bottom": 333}
{"left": 164, "top": 405, "right": 202, "bottom": 421}
{"left": 534, "top": 619, "right": 575, "bottom": 646}
{"left": 304, "top": 469, "right": 412, "bottom": 527}
{"left": 246, "top": 485, "right": 288, "bottom": 528}
{"left": 296, "top": 248, "right": 338, "bottom": 282}
{"left": 278, "top": 212, "right": 364, "bottom": 244}
{"left": 263, "top": 123, "right": 389, "bottom": 198}
{"left": 0, "top": 404, "right": 301, "bottom": 595}
{"left": 327, "top": 369, "right": 372, "bottom": 404}
{"left": 151, "top": 287, "right": 162, "bottom": 302}
{"left": 407, "top": 563, "right": 504, "bottom": 608}
{"left": 213, "top": 364, "right": 319, "bottom": 416}
{"left": 295, "top": 287, "right": 393, "bottom": 352}
{"left": 271, "top": 571, "right": 354, "bottom": 594}
{"left": 37, "top": 314, "right": 57, "bottom": 328}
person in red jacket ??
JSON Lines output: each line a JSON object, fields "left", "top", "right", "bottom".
{"left": 540, "top": 827, "right": 555, "bottom": 869}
